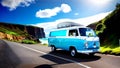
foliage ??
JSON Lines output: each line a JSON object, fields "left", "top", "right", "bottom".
{"left": 96, "top": 24, "right": 103, "bottom": 31}
{"left": 22, "top": 39, "right": 37, "bottom": 44}
{"left": 95, "top": 23, "right": 106, "bottom": 35}
{"left": 95, "top": 3, "right": 120, "bottom": 46}
{"left": 88, "top": 3, "right": 120, "bottom": 55}
{"left": 0, "top": 25, "right": 26, "bottom": 36}
{"left": 100, "top": 46, "right": 120, "bottom": 55}
{"left": 42, "top": 43, "right": 48, "bottom": 46}
{"left": 111, "top": 47, "right": 120, "bottom": 54}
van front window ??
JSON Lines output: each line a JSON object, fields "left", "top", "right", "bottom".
{"left": 79, "top": 28, "right": 96, "bottom": 36}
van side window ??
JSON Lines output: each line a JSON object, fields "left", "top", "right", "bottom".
{"left": 69, "top": 29, "right": 78, "bottom": 36}
{"left": 49, "top": 30, "right": 67, "bottom": 37}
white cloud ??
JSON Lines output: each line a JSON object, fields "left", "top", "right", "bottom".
{"left": 36, "top": 3, "right": 71, "bottom": 18}
{"left": 33, "top": 11, "right": 112, "bottom": 37}
{"left": 61, "top": 4, "right": 71, "bottom": 13}
{"left": 74, "top": 11, "right": 112, "bottom": 26}
{"left": 88, "top": 0, "right": 112, "bottom": 6}
{"left": 36, "top": 7, "right": 61, "bottom": 18}
{"left": 1, "top": 0, "right": 35, "bottom": 11}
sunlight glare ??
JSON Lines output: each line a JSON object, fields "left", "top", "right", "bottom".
{"left": 89, "top": 0, "right": 112, "bottom": 6}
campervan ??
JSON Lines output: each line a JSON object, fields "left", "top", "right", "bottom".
{"left": 48, "top": 26, "right": 100, "bottom": 57}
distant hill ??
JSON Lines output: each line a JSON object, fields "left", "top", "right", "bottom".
{"left": 0, "top": 22, "right": 45, "bottom": 42}
{"left": 88, "top": 4, "right": 120, "bottom": 46}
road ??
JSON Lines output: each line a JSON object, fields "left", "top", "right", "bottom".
{"left": 0, "top": 39, "right": 120, "bottom": 68}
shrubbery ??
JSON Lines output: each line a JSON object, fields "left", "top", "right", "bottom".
{"left": 22, "top": 39, "right": 37, "bottom": 44}
{"left": 100, "top": 46, "right": 120, "bottom": 55}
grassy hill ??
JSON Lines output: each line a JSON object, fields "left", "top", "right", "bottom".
{"left": 88, "top": 4, "right": 120, "bottom": 55}
{"left": 0, "top": 22, "right": 45, "bottom": 44}
{"left": 0, "top": 23, "right": 26, "bottom": 36}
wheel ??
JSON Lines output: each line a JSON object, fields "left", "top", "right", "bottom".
{"left": 51, "top": 46, "right": 56, "bottom": 52}
{"left": 70, "top": 48, "right": 77, "bottom": 57}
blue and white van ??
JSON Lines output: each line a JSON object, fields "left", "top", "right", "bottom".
{"left": 48, "top": 26, "right": 100, "bottom": 57}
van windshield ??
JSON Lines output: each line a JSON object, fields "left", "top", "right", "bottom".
{"left": 79, "top": 28, "right": 96, "bottom": 36}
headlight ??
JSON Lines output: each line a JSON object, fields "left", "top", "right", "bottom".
{"left": 84, "top": 42, "right": 88, "bottom": 48}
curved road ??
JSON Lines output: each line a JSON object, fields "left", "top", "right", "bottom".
{"left": 0, "top": 39, "right": 120, "bottom": 68}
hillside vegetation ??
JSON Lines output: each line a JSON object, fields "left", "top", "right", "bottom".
{"left": 88, "top": 4, "right": 120, "bottom": 55}
{"left": 0, "top": 22, "right": 45, "bottom": 44}
{"left": 0, "top": 24, "right": 26, "bottom": 36}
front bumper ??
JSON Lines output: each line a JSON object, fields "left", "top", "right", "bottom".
{"left": 77, "top": 49, "right": 100, "bottom": 54}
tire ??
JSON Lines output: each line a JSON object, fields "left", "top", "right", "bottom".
{"left": 89, "top": 53, "right": 95, "bottom": 56}
{"left": 70, "top": 48, "right": 77, "bottom": 57}
{"left": 51, "top": 46, "right": 56, "bottom": 52}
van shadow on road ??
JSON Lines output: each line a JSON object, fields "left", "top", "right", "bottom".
{"left": 35, "top": 50, "right": 101, "bottom": 68}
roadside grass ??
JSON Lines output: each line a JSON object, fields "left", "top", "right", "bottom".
{"left": 21, "top": 39, "right": 37, "bottom": 44}
{"left": 100, "top": 45, "right": 120, "bottom": 55}
{"left": 111, "top": 47, "right": 120, "bottom": 55}
{"left": 42, "top": 43, "right": 48, "bottom": 46}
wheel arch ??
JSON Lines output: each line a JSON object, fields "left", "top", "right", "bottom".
{"left": 69, "top": 46, "right": 76, "bottom": 51}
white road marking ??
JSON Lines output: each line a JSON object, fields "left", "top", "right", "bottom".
{"left": 19, "top": 45, "right": 91, "bottom": 68}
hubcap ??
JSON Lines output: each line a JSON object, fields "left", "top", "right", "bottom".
{"left": 71, "top": 49, "right": 75, "bottom": 56}
{"left": 51, "top": 47, "right": 54, "bottom": 51}
{"left": 51, "top": 46, "right": 55, "bottom": 51}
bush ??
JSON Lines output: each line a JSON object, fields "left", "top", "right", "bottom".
{"left": 100, "top": 46, "right": 120, "bottom": 55}
{"left": 42, "top": 43, "right": 48, "bottom": 46}
{"left": 111, "top": 47, "right": 120, "bottom": 55}
{"left": 22, "top": 39, "right": 37, "bottom": 44}
{"left": 96, "top": 24, "right": 103, "bottom": 31}
{"left": 100, "top": 47, "right": 112, "bottom": 54}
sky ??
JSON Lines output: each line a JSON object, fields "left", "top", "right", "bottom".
{"left": 0, "top": 0, "right": 120, "bottom": 36}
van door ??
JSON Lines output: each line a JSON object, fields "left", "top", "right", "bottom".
{"left": 61, "top": 29, "right": 79, "bottom": 50}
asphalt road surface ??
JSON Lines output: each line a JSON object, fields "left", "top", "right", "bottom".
{"left": 0, "top": 39, "right": 120, "bottom": 68}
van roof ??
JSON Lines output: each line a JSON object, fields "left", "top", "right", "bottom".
{"left": 57, "top": 22, "right": 83, "bottom": 29}
{"left": 50, "top": 26, "right": 88, "bottom": 32}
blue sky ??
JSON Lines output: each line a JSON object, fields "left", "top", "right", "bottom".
{"left": 0, "top": 0, "right": 120, "bottom": 25}
{"left": 0, "top": 0, "right": 120, "bottom": 36}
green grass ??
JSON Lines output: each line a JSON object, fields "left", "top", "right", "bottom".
{"left": 42, "top": 43, "right": 48, "bottom": 46}
{"left": 0, "top": 26, "right": 19, "bottom": 36}
{"left": 22, "top": 39, "right": 37, "bottom": 44}
{"left": 0, "top": 26, "right": 27, "bottom": 36}
{"left": 100, "top": 46, "right": 120, "bottom": 55}
{"left": 111, "top": 47, "right": 120, "bottom": 54}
